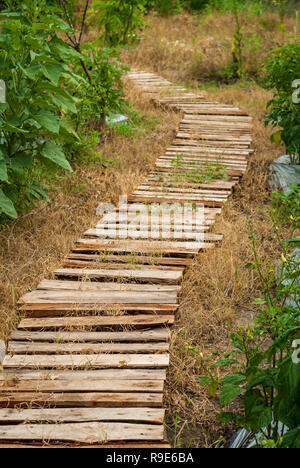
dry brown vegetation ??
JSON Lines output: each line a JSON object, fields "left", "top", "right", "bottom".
{"left": 0, "top": 8, "right": 297, "bottom": 447}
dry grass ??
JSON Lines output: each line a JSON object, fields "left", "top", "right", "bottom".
{"left": 0, "top": 8, "right": 295, "bottom": 447}
{"left": 121, "top": 10, "right": 298, "bottom": 84}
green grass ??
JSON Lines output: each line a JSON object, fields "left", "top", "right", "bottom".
{"left": 107, "top": 108, "right": 161, "bottom": 138}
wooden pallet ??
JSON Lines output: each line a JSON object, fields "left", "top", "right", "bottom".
{"left": 0, "top": 70, "right": 252, "bottom": 448}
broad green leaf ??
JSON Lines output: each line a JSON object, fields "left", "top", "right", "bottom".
{"left": 24, "top": 63, "right": 41, "bottom": 79}
{"left": 213, "top": 358, "right": 237, "bottom": 367}
{"left": 34, "top": 110, "right": 60, "bottom": 134}
{"left": 0, "top": 158, "right": 8, "bottom": 182}
{"left": 41, "top": 141, "right": 72, "bottom": 172}
{"left": 246, "top": 405, "right": 273, "bottom": 432}
{"left": 200, "top": 376, "right": 213, "bottom": 386}
{"left": 221, "top": 374, "right": 246, "bottom": 386}
{"left": 10, "top": 152, "right": 32, "bottom": 176}
{"left": 0, "top": 188, "right": 17, "bottom": 218}
{"left": 60, "top": 118, "right": 79, "bottom": 139}
{"left": 220, "top": 384, "right": 243, "bottom": 407}
{"left": 50, "top": 93, "right": 77, "bottom": 114}
{"left": 281, "top": 428, "right": 300, "bottom": 448}
{"left": 270, "top": 130, "right": 283, "bottom": 145}
{"left": 41, "top": 63, "right": 63, "bottom": 86}
{"left": 217, "top": 412, "right": 244, "bottom": 425}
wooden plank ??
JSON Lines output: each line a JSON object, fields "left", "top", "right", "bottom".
{"left": 152, "top": 166, "right": 244, "bottom": 178}
{"left": 64, "top": 254, "right": 192, "bottom": 267}
{"left": 0, "top": 392, "right": 163, "bottom": 408}
{"left": 0, "top": 422, "right": 165, "bottom": 443}
{"left": 0, "top": 378, "right": 165, "bottom": 393}
{"left": 19, "top": 303, "right": 178, "bottom": 318}
{"left": 72, "top": 245, "right": 209, "bottom": 257}
{"left": 101, "top": 206, "right": 222, "bottom": 221}
{"left": 157, "top": 157, "right": 247, "bottom": 167}
{"left": 75, "top": 238, "right": 209, "bottom": 254}
{"left": 7, "top": 341, "right": 169, "bottom": 355}
{"left": 37, "top": 280, "right": 181, "bottom": 293}
{"left": 2, "top": 353, "right": 170, "bottom": 369}
{"left": 136, "top": 184, "right": 231, "bottom": 195}
{"left": 164, "top": 145, "right": 251, "bottom": 155}
{"left": 85, "top": 228, "right": 220, "bottom": 242}
{"left": 53, "top": 267, "right": 184, "bottom": 285}
{"left": 145, "top": 176, "right": 236, "bottom": 190}
{"left": 16, "top": 315, "right": 175, "bottom": 330}
{"left": 128, "top": 195, "right": 224, "bottom": 208}
{"left": 0, "top": 407, "right": 165, "bottom": 424}
{"left": 89, "top": 225, "right": 210, "bottom": 236}
{"left": 0, "top": 368, "right": 167, "bottom": 381}
{"left": 9, "top": 328, "right": 171, "bottom": 343}
{"left": 19, "top": 290, "right": 178, "bottom": 305}
{"left": 182, "top": 114, "right": 252, "bottom": 122}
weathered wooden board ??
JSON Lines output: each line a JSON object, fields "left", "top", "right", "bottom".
{"left": 0, "top": 392, "right": 164, "bottom": 408}
{"left": 0, "top": 368, "right": 167, "bottom": 381}
{"left": 7, "top": 341, "right": 169, "bottom": 355}
{"left": 75, "top": 238, "right": 212, "bottom": 253}
{"left": 19, "top": 303, "right": 178, "bottom": 318}
{"left": 64, "top": 253, "right": 193, "bottom": 267}
{"left": 37, "top": 280, "right": 181, "bottom": 293}
{"left": 0, "top": 422, "right": 165, "bottom": 443}
{"left": 2, "top": 353, "right": 170, "bottom": 369}
{"left": 0, "top": 407, "right": 165, "bottom": 424}
{"left": 19, "top": 290, "right": 179, "bottom": 305}
{"left": 8, "top": 328, "right": 170, "bottom": 343}
{"left": 53, "top": 267, "right": 184, "bottom": 285}
{"left": 16, "top": 315, "right": 175, "bottom": 330}
{"left": 0, "top": 378, "right": 165, "bottom": 393}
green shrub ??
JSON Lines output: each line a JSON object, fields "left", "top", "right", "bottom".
{"left": 90, "top": 0, "right": 146, "bottom": 46}
{"left": 265, "top": 41, "right": 300, "bottom": 164}
{"left": 73, "top": 46, "right": 128, "bottom": 127}
{"left": 0, "top": 0, "right": 81, "bottom": 218}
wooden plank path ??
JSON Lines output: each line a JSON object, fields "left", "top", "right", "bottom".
{"left": 0, "top": 70, "right": 252, "bottom": 448}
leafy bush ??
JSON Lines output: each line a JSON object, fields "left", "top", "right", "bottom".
{"left": 265, "top": 41, "right": 300, "bottom": 164}
{"left": 272, "top": 184, "right": 300, "bottom": 224}
{"left": 187, "top": 0, "right": 210, "bottom": 11}
{"left": 89, "top": 0, "right": 146, "bottom": 46}
{"left": 0, "top": 0, "right": 82, "bottom": 218}
{"left": 0, "top": 0, "right": 130, "bottom": 221}
{"left": 73, "top": 46, "right": 128, "bottom": 128}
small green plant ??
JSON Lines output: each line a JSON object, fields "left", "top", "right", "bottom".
{"left": 231, "top": 0, "right": 245, "bottom": 80}
{"left": 271, "top": 184, "right": 300, "bottom": 226}
{"left": 74, "top": 46, "right": 128, "bottom": 128}
{"left": 271, "top": 0, "right": 288, "bottom": 22}
{"left": 171, "top": 153, "right": 184, "bottom": 169}
{"left": 155, "top": 0, "right": 182, "bottom": 17}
